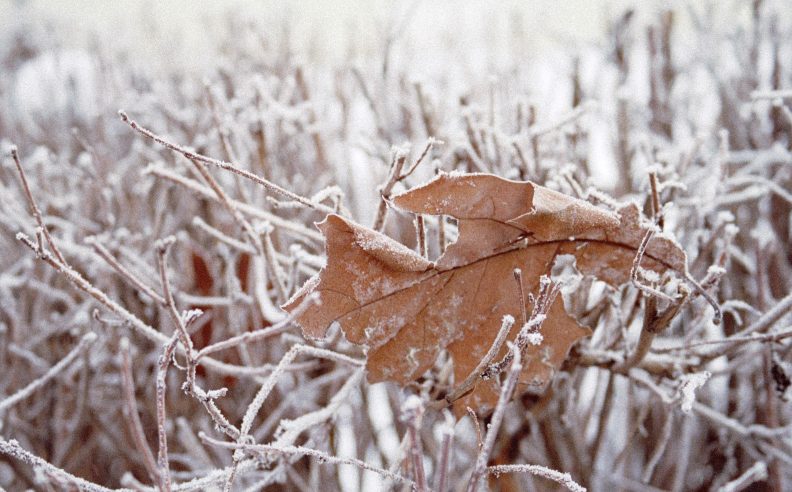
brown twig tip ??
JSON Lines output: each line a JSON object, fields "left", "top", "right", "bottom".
{"left": 9, "top": 144, "right": 18, "bottom": 157}
{"left": 118, "top": 110, "right": 130, "bottom": 123}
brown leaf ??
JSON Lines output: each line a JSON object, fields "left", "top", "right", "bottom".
{"left": 283, "top": 173, "right": 687, "bottom": 413}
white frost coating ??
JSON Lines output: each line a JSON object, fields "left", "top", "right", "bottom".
{"left": 527, "top": 313, "right": 546, "bottom": 330}
{"left": 678, "top": 371, "right": 711, "bottom": 414}
{"left": 284, "top": 274, "right": 320, "bottom": 308}
{"left": 181, "top": 308, "right": 204, "bottom": 326}
{"left": 636, "top": 267, "right": 660, "bottom": 283}
{"left": 352, "top": 228, "right": 430, "bottom": 271}
{"left": 706, "top": 265, "right": 727, "bottom": 277}
{"left": 253, "top": 256, "right": 286, "bottom": 323}
{"left": 401, "top": 394, "right": 423, "bottom": 414}
{"left": 526, "top": 332, "right": 544, "bottom": 346}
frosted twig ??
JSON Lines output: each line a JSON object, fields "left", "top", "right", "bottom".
{"left": 487, "top": 464, "right": 586, "bottom": 492}
{"left": 167, "top": 459, "right": 258, "bottom": 491}
{"left": 631, "top": 369, "right": 787, "bottom": 439}
{"left": 0, "top": 438, "right": 126, "bottom": 492}
{"left": 655, "top": 325, "right": 792, "bottom": 353}
{"left": 196, "top": 293, "right": 315, "bottom": 359}
{"left": 513, "top": 269, "right": 528, "bottom": 326}
{"left": 119, "top": 338, "right": 160, "bottom": 485}
{"left": 726, "top": 175, "right": 792, "bottom": 205}
{"left": 512, "top": 140, "right": 531, "bottom": 179}
{"left": 484, "top": 276, "right": 558, "bottom": 379}
{"left": 260, "top": 224, "right": 288, "bottom": 302}
{"left": 529, "top": 101, "right": 594, "bottom": 138}
{"left": 702, "top": 291, "right": 792, "bottom": 360}
{"left": 436, "top": 314, "right": 514, "bottom": 407}
{"left": 717, "top": 461, "right": 768, "bottom": 492}
{"left": 467, "top": 343, "right": 522, "bottom": 492}
{"left": 239, "top": 344, "right": 364, "bottom": 438}
{"left": 294, "top": 66, "right": 330, "bottom": 173}
{"left": 433, "top": 410, "right": 455, "bottom": 492}
{"left": 373, "top": 148, "right": 408, "bottom": 231}
{"left": 155, "top": 240, "right": 235, "bottom": 439}
{"left": 641, "top": 408, "right": 673, "bottom": 483}
{"left": 629, "top": 228, "right": 674, "bottom": 303}
{"left": 205, "top": 82, "right": 252, "bottom": 208}
{"left": 467, "top": 406, "right": 483, "bottom": 451}
{"left": 17, "top": 232, "right": 165, "bottom": 343}
{"left": 750, "top": 88, "right": 792, "bottom": 100}
{"left": 120, "top": 111, "right": 336, "bottom": 215}
{"left": 648, "top": 171, "right": 664, "bottom": 229}
{"left": 414, "top": 82, "right": 436, "bottom": 138}
{"left": 145, "top": 165, "right": 322, "bottom": 242}
{"left": 155, "top": 334, "right": 179, "bottom": 492}
{"left": 162, "top": 144, "right": 279, "bottom": 324}
{"left": 199, "top": 433, "right": 415, "bottom": 486}
{"left": 86, "top": 236, "right": 166, "bottom": 305}
{"left": 414, "top": 215, "right": 427, "bottom": 258}
{"left": 156, "top": 237, "right": 195, "bottom": 362}
{"left": 191, "top": 216, "right": 256, "bottom": 254}
{"left": 9, "top": 146, "right": 68, "bottom": 265}
{"left": 619, "top": 229, "right": 690, "bottom": 371}
{"left": 273, "top": 369, "right": 364, "bottom": 448}
{"left": 399, "top": 138, "right": 440, "bottom": 180}
{"left": 684, "top": 271, "right": 722, "bottom": 324}
{"left": 0, "top": 332, "right": 96, "bottom": 414}
{"left": 401, "top": 396, "right": 428, "bottom": 491}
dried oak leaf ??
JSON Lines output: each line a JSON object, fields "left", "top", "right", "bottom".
{"left": 283, "top": 173, "right": 686, "bottom": 413}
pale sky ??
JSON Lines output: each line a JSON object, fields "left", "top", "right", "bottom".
{"left": 1, "top": 0, "right": 683, "bottom": 72}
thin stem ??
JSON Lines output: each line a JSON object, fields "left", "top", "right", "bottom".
{"left": 156, "top": 237, "right": 195, "bottom": 360}
{"left": 155, "top": 335, "right": 179, "bottom": 492}
{"left": 415, "top": 215, "right": 427, "bottom": 258}
{"left": 10, "top": 146, "right": 68, "bottom": 264}
{"left": 0, "top": 332, "right": 97, "bottom": 414}
{"left": 373, "top": 149, "right": 408, "bottom": 231}
{"left": 641, "top": 407, "right": 673, "bottom": 483}
{"left": 401, "top": 396, "right": 428, "bottom": 491}
{"left": 119, "top": 338, "right": 160, "bottom": 485}
{"left": 701, "top": 291, "right": 792, "bottom": 361}
{"left": 514, "top": 268, "right": 527, "bottom": 327}
{"left": 433, "top": 410, "right": 455, "bottom": 492}
{"left": 487, "top": 464, "right": 587, "bottom": 492}
{"left": 119, "top": 111, "right": 336, "bottom": 215}
{"left": 648, "top": 171, "right": 664, "bottom": 230}
{"left": 239, "top": 344, "right": 364, "bottom": 439}
{"left": 200, "top": 433, "right": 414, "bottom": 487}
{"left": 399, "top": 138, "right": 439, "bottom": 180}
{"left": 146, "top": 164, "right": 322, "bottom": 242}
{"left": 0, "top": 438, "right": 123, "bottom": 492}
{"left": 87, "top": 237, "right": 166, "bottom": 305}
{"left": 718, "top": 461, "right": 768, "bottom": 492}
{"left": 196, "top": 293, "right": 316, "bottom": 359}
{"left": 436, "top": 315, "right": 514, "bottom": 407}
{"left": 466, "top": 343, "right": 522, "bottom": 492}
